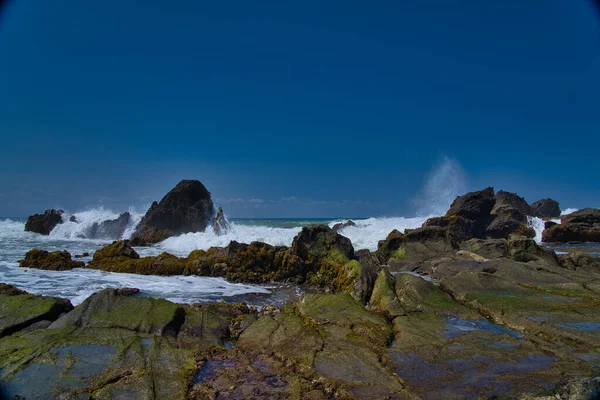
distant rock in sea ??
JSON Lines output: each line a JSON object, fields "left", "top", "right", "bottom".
{"left": 132, "top": 179, "right": 215, "bottom": 245}
{"left": 24, "top": 209, "right": 64, "bottom": 235}
{"left": 212, "top": 207, "right": 229, "bottom": 235}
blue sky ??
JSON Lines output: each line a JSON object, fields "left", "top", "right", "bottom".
{"left": 1, "top": 0, "right": 599, "bottom": 217}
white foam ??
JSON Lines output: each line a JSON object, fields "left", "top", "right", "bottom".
{"left": 561, "top": 208, "right": 579, "bottom": 216}
{"left": 329, "top": 217, "right": 429, "bottom": 250}
{"left": 527, "top": 216, "right": 546, "bottom": 243}
{"left": 49, "top": 207, "right": 143, "bottom": 240}
{"left": 144, "top": 216, "right": 431, "bottom": 257}
{"left": 0, "top": 261, "right": 270, "bottom": 306}
{"left": 148, "top": 223, "right": 301, "bottom": 257}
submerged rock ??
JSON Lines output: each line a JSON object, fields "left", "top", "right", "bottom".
{"left": 87, "top": 211, "right": 131, "bottom": 239}
{"left": 531, "top": 198, "right": 561, "bottom": 219}
{"left": 18, "top": 249, "right": 85, "bottom": 271}
{"left": 212, "top": 207, "right": 229, "bottom": 235}
{"left": 24, "top": 209, "right": 64, "bottom": 235}
{"left": 332, "top": 219, "right": 356, "bottom": 232}
{"left": 132, "top": 179, "right": 215, "bottom": 244}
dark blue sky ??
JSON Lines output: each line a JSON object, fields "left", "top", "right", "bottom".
{"left": 1, "top": 0, "right": 599, "bottom": 217}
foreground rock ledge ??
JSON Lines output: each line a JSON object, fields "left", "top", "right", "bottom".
{"left": 2, "top": 263, "right": 600, "bottom": 400}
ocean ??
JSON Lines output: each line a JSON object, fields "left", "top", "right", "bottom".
{"left": 0, "top": 209, "right": 574, "bottom": 306}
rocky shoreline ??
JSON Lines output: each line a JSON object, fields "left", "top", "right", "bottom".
{"left": 3, "top": 185, "right": 600, "bottom": 399}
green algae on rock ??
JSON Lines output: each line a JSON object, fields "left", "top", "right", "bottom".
{"left": 0, "top": 287, "right": 74, "bottom": 338}
{"left": 18, "top": 248, "right": 84, "bottom": 271}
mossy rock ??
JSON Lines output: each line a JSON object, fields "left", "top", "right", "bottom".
{"left": 0, "top": 293, "right": 74, "bottom": 337}
{"left": 369, "top": 269, "right": 405, "bottom": 318}
{"left": 49, "top": 288, "right": 185, "bottom": 336}
{"left": 18, "top": 249, "right": 84, "bottom": 271}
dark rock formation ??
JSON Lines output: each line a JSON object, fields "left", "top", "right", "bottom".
{"left": 132, "top": 180, "right": 215, "bottom": 244}
{"left": 212, "top": 207, "right": 229, "bottom": 235}
{"left": 485, "top": 216, "right": 535, "bottom": 239}
{"left": 492, "top": 190, "right": 531, "bottom": 216}
{"left": 545, "top": 220, "right": 558, "bottom": 230}
{"left": 423, "top": 216, "right": 476, "bottom": 244}
{"left": 24, "top": 209, "right": 64, "bottom": 235}
{"left": 531, "top": 198, "right": 561, "bottom": 219}
{"left": 69, "top": 215, "right": 77, "bottom": 223}
{"left": 18, "top": 249, "right": 85, "bottom": 271}
{"left": 332, "top": 220, "right": 356, "bottom": 232}
{"left": 543, "top": 208, "right": 600, "bottom": 243}
{"left": 561, "top": 208, "right": 600, "bottom": 225}
{"left": 460, "top": 238, "right": 508, "bottom": 259}
{"left": 424, "top": 188, "right": 536, "bottom": 243}
{"left": 87, "top": 212, "right": 131, "bottom": 239}
{"left": 446, "top": 187, "right": 496, "bottom": 222}
{"left": 377, "top": 226, "right": 456, "bottom": 263}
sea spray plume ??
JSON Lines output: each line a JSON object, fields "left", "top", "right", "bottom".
{"left": 414, "top": 157, "right": 467, "bottom": 217}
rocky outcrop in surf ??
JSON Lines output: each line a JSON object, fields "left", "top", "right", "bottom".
{"left": 543, "top": 208, "right": 600, "bottom": 243}
{"left": 212, "top": 207, "right": 229, "bottom": 235}
{"left": 132, "top": 180, "right": 215, "bottom": 245}
{"left": 423, "top": 188, "right": 535, "bottom": 243}
{"left": 332, "top": 219, "right": 356, "bottom": 232}
{"left": 531, "top": 198, "right": 561, "bottom": 219}
{"left": 87, "top": 212, "right": 131, "bottom": 239}
{"left": 24, "top": 209, "right": 64, "bottom": 235}
{"left": 18, "top": 249, "right": 85, "bottom": 271}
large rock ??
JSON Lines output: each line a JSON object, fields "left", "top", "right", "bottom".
{"left": 50, "top": 288, "right": 185, "bottom": 336}
{"left": 87, "top": 212, "right": 131, "bottom": 239}
{"left": 445, "top": 187, "right": 496, "bottom": 222}
{"left": 290, "top": 225, "right": 373, "bottom": 303}
{"left": 24, "top": 209, "right": 63, "bottom": 235}
{"left": 18, "top": 249, "right": 85, "bottom": 271}
{"left": 133, "top": 180, "right": 215, "bottom": 244}
{"left": 0, "top": 286, "right": 73, "bottom": 337}
{"left": 543, "top": 208, "right": 600, "bottom": 243}
{"left": 492, "top": 190, "right": 531, "bottom": 216}
{"left": 561, "top": 208, "right": 600, "bottom": 225}
{"left": 507, "top": 234, "right": 559, "bottom": 266}
{"left": 485, "top": 216, "right": 535, "bottom": 239}
{"left": 531, "top": 198, "right": 561, "bottom": 218}
{"left": 423, "top": 215, "right": 476, "bottom": 244}
{"left": 424, "top": 188, "right": 540, "bottom": 243}
{"left": 88, "top": 240, "right": 187, "bottom": 276}
{"left": 377, "top": 226, "right": 456, "bottom": 263}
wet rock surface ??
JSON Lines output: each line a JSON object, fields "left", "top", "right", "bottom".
{"left": 8, "top": 188, "right": 600, "bottom": 399}
{"left": 24, "top": 209, "right": 64, "bottom": 235}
